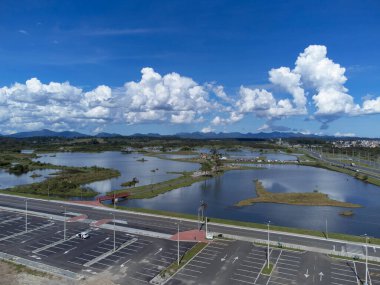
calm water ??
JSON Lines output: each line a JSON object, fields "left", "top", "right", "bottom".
{"left": 0, "top": 169, "right": 56, "bottom": 189}
{"left": 197, "top": 148, "right": 298, "bottom": 161}
{"left": 123, "top": 164, "right": 380, "bottom": 237}
{"left": 30, "top": 151, "right": 380, "bottom": 236}
{"left": 35, "top": 152, "right": 199, "bottom": 193}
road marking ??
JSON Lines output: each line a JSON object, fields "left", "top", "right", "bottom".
{"left": 319, "top": 272, "right": 324, "bottom": 281}
{"left": 64, "top": 247, "right": 77, "bottom": 255}
{"left": 154, "top": 248, "right": 162, "bottom": 255}
{"left": 230, "top": 277, "right": 255, "bottom": 284}
{"left": 177, "top": 271, "right": 197, "bottom": 278}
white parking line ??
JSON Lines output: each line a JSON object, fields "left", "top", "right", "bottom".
{"left": 177, "top": 271, "right": 197, "bottom": 278}
{"left": 239, "top": 263, "right": 262, "bottom": 270}
{"left": 187, "top": 263, "right": 206, "bottom": 269}
{"left": 230, "top": 277, "right": 254, "bottom": 284}
{"left": 276, "top": 266, "right": 298, "bottom": 272}
{"left": 182, "top": 268, "right": 202, "bottom": 274}
{"left": 191, "top": 259, "right": 211, "bottom": 265}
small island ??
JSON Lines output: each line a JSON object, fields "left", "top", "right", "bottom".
{"left": 235, "top": 180, "right": 362, "bottom": 208}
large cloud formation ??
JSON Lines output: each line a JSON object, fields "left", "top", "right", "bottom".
{"left": 210, "top": 45, "right": 380, "bottom": 130}
{"left": 0, "top": 45, "right": 379, "bottom": 134}
{"left": 0, "top": 68, "right": 214, "bottom": 133}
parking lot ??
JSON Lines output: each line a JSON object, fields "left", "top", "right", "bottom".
{"left": 2, "top": 208, "right": 380, "bottom": 285}
{"left": 0, "top": 209, "right": 194, "bottom": 284}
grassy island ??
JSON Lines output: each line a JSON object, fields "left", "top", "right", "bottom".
{"left": 7, "top": 166, "right": 120, "bottom": 198}
{"left": 235, "top": 180, "right": 361, "bottom": 208}
{"left": 110, "top": 171, "right": 209, "bottom": 199}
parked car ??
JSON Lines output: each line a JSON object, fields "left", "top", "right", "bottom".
{"left": 76, "top": 231, "right": 90, "bottom": 239}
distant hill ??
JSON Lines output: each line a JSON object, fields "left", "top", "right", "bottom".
{"left": 3, "top": 129, "right": 363, "bottom": 140}
{"left": 7, "top": 129, "right": 90, "bottom": 138}
{"left": 95, "top": 132, "right": 123, "bottom": 138}
{"left": 175, "top": 131, "right": 324, "bottom": 140}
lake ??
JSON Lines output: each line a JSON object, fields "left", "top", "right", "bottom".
{"left": 29, "top": 151, "right": 380, "bottom": 237}
{"left": 123, "top": 164, "right": 380, "bottom": 237}
{"left": 0, "top": 169, "right": 57, "bottom": 189}
{"left": 34, "top": 152, "right": 199, "bottom": 194}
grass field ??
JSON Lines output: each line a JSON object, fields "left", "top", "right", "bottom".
{"left": 235, "top": 180, "right": 361, "bottom": 208}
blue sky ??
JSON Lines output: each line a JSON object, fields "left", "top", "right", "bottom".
{"left": 0, "top": 0, "right": 380, "bottom": 136}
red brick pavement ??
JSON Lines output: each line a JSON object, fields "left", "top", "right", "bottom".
{"left": 169, "top": 230, "right": 210, "bottom": 243}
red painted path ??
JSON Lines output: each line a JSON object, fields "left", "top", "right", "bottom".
{"left": 170, "top": 230, "right": 210, "bottom": 243}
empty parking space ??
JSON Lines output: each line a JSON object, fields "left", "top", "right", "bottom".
{"left": 167, "top": 240, "right": 233, "bottom": 284}
{"left": 330, "top": 260, "right": 359, "bottom": 285}
{"left": 0, "top": 212, "right": 54, "bottom": 244}
{"left": 267, "top": 250, "right": 304, "bottom": 285}
{"left": 368, "top": 264, "right": 380, "bottom": 285}
{"left": 130, "top": 241, "right": 194, "bottom": 284}
{"left": 229, "top": 246, "right": 271, "bottom": 285}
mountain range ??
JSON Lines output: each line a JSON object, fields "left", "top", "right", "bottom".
{"left": 0, "top": 129, "right": 362, "bottom": 140}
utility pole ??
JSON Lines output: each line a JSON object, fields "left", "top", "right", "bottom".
{"left": 205, "top": 216, "right": 208, "bottom": 236}
{"left": 267, "top": 221, "right": 271, "bottom": 269}
{"left": 111, "top": 213, "right": 116, "bottom": 252}
{"left": 365, "top": 234, "right": 369, "bottom": 285}
{"left": 63, "top": 206, "right": 66, "bottom": 241}
{"left": 25, "top": 199, "right": 28, "bottom": 233}
{"left": 177, "top": 220, "right": 181, "bottom": 266}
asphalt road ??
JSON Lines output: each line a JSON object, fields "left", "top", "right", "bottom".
{"left": 305, "top": 148, "right": 380, "bottom": 180}
{"left": 1, "top": 193, "right": 378, "bottom": 261}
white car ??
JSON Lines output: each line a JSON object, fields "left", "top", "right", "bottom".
{"left": 76, "top": 231, "right": 90, "bottom": 239}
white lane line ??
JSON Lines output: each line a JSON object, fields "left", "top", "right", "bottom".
{"left": 67, "top": 260, "right": 83, "bottom": 266}
{"left": 276, "top": 267, "right": 299, "bottom": 273}
{"left": 230, "top": 277, "right": 254, "bottom": 284}
{"left": 276, "top": 261, "right": 299, "bottom": 268}
{"left": 243, "top": 259, "right": 265, "bottom": 266}
{"left": 191, "top": 259, "right": 211, "bottom": 265}
{"left": 330, "top": 276, "right": 358, "bottom": 284}
{"left": 275, "top": 271, "right": 296, "bottom": 277}
{"left": 187, "top": 264, "right": 206, "bottom": 269}
{"left": 236, "top": 268, "right": 256, "bottom": 274}
{"left": 182, "top": 268, "right": 202, "bottom": 274}
{"left": 128, "top": 276, "right": 148, "bottom": 283}
{"left": 239, "top": 263, "right": 262, "bottom": 270}
{"left": 352, "top": 261, "right": 360, "bottom": 285}
{"left": 176, "top": 272, "right": 197, "bottom": 278}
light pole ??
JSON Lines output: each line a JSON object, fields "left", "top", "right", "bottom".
{"left": 326, "top": 219, "right": 328, "bottom": 239}
{"left": 364, "top": 234, "right": 369, "bottom": 285}
{"left": 111, "top": 213, "right": 116, "bottom": 252}
{"left": 176, "top": 220, "right": 181, "bottom": 266}
{"left": 25, "top": 199, "right": 28, "bottom": 233}
{"left": 63, "top": 206, "right": 66, "bottom": 241}
{"left": 267, "top": 221, "right": 271, "bottom": 269}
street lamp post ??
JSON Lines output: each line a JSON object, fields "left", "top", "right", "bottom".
{"left": 364, "top": 234, "right": 369, "bottom": 285}
{"left": 177, "top": 220, "right": 181, "bottom": 266}
{"left": 25, "top": 199, "right": 28, "bottom": 232}
{"left": 326, "top": 219, "right": 328, "bottom": 239}
{"left": 63, "top": 206, "right": 66, "bottom": 241}
{"left": 267, "top": 221, "right": 271, "bottom": 269}
{"left": 111, "top": 213, "right": 116, "bottom": 252}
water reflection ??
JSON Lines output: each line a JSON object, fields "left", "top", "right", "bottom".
{"left": 0, "top": 169, "right": 56, "bottom": 189}
{"left": 124, "top": 165, "right": 380, "bottom": 237}
{"left": 35, "top": 151, "right": 199, "bottom": 193}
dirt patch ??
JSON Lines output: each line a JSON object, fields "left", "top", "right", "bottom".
{"left": 0, "top": 261, "right": 119, "bottom": 285}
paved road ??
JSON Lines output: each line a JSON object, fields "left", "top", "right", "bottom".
{"left": 305, "top": 148, "right": 380, "bottom": 180}
{"left": 1, "top": 193, "right": 378, "bottom": 261}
